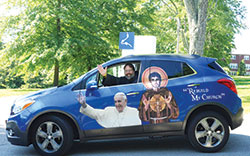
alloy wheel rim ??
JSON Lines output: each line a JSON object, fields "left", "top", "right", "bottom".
{"left": 195, "top": 117, "right": 225, "bottom": 148}
{"left": 36, "top": 121, "right": 64, "bottom": 153}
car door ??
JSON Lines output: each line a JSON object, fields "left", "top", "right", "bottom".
{"left": 78, "top": 61, "right": 145, "bottom": 137}
{"left": 139, "top": 59, "right": 202, "bottom": 133}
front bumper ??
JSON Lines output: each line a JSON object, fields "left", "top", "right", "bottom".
{"left": 6, "top": 120, "right": 30, "bottom": 146}
{"left": 231, "top": 107, "right": 244, "bottom": 130}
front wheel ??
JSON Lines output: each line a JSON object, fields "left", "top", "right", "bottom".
{"left": 187, "top": 111, "right": 229, "bottom": 152}
{"left": 31, "top": 115, "right": 73, "bottom": 156}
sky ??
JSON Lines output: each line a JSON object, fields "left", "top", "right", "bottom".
{"left": 233, "top": 0, "right": 250, "bottom": 55}
{"left": 0, "top": 0, "right": 250, "bottom": 55}
{"left": 0, "top": 0, "right": 16, "bottom": 17}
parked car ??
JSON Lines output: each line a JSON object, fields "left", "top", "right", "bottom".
{"left": 6, "top": 54, "right": 243, "bottom": 155}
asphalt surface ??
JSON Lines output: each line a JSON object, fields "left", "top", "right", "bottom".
{"left": 0, "top": 96, "right": 250, "bottom": 156}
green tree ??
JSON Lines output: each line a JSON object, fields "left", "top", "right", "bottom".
{"left": 0, "top": 42, "right": 3, "bottom": 50}
{"left": 0, "top": 0, "right": 246, "bottom": 89}
{"left": 238, "top": 59, "right": 246, "bottom": 76}
{"left": 147, "top": 0, "right": 189, "bottom": 54}
{"left": 1, "top": 0, "right": 158, "bottom": 87}
{"left": 0, "top": 61, "right": 24, "bottom": 88}
{"left": 204, "top": 0, "right": 246, "bottom": 67}
{"left": 183, "top": 0, "right": 246, "bottom": 57}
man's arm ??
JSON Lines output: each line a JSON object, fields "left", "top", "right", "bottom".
{"left": 97, "top": 64, "right": 119, "bottom": 86}
{"left": 77, "top": 92, "right": 104, "bottom": 120}
{"left": 97, "top": 65, "right": 107, "bottom": 77}
{"left": 79, "top": 104, "right": 104, "bottom": 120}
{"left": 102, "top": 74, "right": 120, "bottom": 86}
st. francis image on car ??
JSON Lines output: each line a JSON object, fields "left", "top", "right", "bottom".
{"left": 6, "top": 54, "right": 243, "bottom": 155}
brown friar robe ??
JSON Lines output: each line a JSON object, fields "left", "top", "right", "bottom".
{"left": 138, "top": 88, "right": 179, "bottom": 124}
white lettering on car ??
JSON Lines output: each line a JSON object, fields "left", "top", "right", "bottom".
{"left": 183, "top": 88, "right": 225, "bottom": 101}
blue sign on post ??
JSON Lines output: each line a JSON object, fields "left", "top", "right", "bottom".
{"left": 119, "top": 32, "right": 134, "bottom": 49}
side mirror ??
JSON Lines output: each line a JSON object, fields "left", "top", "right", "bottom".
{"left": 86, "top": 80, "right": 98, "bottom": 90}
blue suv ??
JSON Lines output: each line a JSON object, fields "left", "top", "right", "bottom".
{"left": 6, "top": 54, "right": 243, "bottom": 155}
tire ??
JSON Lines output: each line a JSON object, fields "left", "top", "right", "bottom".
{"left": 31, "top": 115, "right": 74, "bottom": 156}
{"left": 187, "top": 111, "right": 229, "bottom": 152}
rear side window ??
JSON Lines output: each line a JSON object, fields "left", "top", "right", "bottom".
{"left": 208, "top": 61, "right": 226, "bottom": 74}
{"left": 150, "top": 60, "right": 195, "bottom": 79}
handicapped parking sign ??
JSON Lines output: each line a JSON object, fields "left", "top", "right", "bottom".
{"left": 119, "top": 32, "right": 134, "bottom": 49}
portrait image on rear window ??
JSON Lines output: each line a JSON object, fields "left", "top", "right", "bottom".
{"left": 138, "top": 67, "right": 179, "bottom": 124}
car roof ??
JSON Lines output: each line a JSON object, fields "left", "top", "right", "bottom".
{"left": 122, "top": 54, "right": 200, "bottom": 60}
{"left": 103, "top": 54, "right": 202, "bottom": 66}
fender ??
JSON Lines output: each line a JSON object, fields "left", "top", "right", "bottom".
{"left": 182, "top": 102, "right": 233, "bottom": 131}
{"left": 27, "top": 109, "right": 85, "bottom": 142}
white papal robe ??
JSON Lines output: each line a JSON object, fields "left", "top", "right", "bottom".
{"left": 80, "top": 105, "right": 141, "bottom": 128}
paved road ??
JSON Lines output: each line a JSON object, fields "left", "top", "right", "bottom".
{"left": 0, "top": 96, "right": 250, "bottom": 156}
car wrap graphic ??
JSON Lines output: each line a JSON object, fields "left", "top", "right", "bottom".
{"left": 138, "top": 66, "right": 179, "bottom": 124}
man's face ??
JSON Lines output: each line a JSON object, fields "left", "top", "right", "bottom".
{"left": 114, "top": 95, "right": 127, "bottom": 113}
{"left": 150, "top": 76, "right": 160, "bottom": 89}
{"left": 124, "top": 65, "right": 135, "bottom": 80}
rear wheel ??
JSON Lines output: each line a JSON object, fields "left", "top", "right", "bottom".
{"left": 187, "top": 111, "right": 229, "bottom": 152}
{"left": 31, "top": 115, "right": 73, "bottom": 156}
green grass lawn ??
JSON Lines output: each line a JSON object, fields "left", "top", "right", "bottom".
{"left": 233, "top": 76, "right": 250, "bottom": 114}
{"left": 0, "top": 76, "right": 249, "bottom": 114}
{"left": 0, "top": 88, "right": 41, "bottom": 97}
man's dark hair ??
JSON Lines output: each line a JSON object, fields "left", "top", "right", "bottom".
{"left": 149, "top": 72, "right": 161, "bottom": 83}
{"left": 124, "top": 63, "right": 135, "bottom": 71}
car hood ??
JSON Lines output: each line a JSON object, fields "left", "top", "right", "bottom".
{"left": 14, "top": 87, "right": 58, "bottom": 102}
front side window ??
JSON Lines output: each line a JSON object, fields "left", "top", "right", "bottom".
{"left": 72, "top": 73, "right": 98, "bottom": 91}
{"left": 150, "top": 60, "right": 195, "bottom": 79}
{"left": 99, "top": 61, "right": 141, "bottom": 87}
{"left": 86, "top": 73, "right": 97, "bottom": 85}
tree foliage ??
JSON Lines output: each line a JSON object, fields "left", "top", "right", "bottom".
{"left": 0, "top": 0, "right": 247, "bottom": 88}
{"left": 238, "top": 59, "right": 246, "bottom": 76}
{"left": 204, "top": 0, "right": 246, "bottom": 66}
{"left": 0, "top": 0, "right": 158, "bottom": 87}
{"left": 0, "top": 61, "right": 24, "bottom": 88}
{"left": 148, "top": 0, "right": 189, "bottom": 54}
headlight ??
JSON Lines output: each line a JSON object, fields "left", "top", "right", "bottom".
{"left": 12, "top": 98, "right": 35, "bottom": 115}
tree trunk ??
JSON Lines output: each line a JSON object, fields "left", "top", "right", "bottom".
{"left": 176, "top": 17, "right": 181, "bottom": 54}
{"left": 53, "top": 59, "right": 59, "bottom": 86}
{"left": 53, "top": 0, "right": 61, "bottom": 86}
{"left": 181, "top": 17, "right": 189, "bottom": 53}
{"left": 184, "top": 0, "right": 208, "bottom": 56}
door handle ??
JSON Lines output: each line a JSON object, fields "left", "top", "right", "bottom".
{"left": 126, "top": 92, "right": 139, "bottom": 96}
{"left": 187, "top": 83, "right": 200, "bottom": 87}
